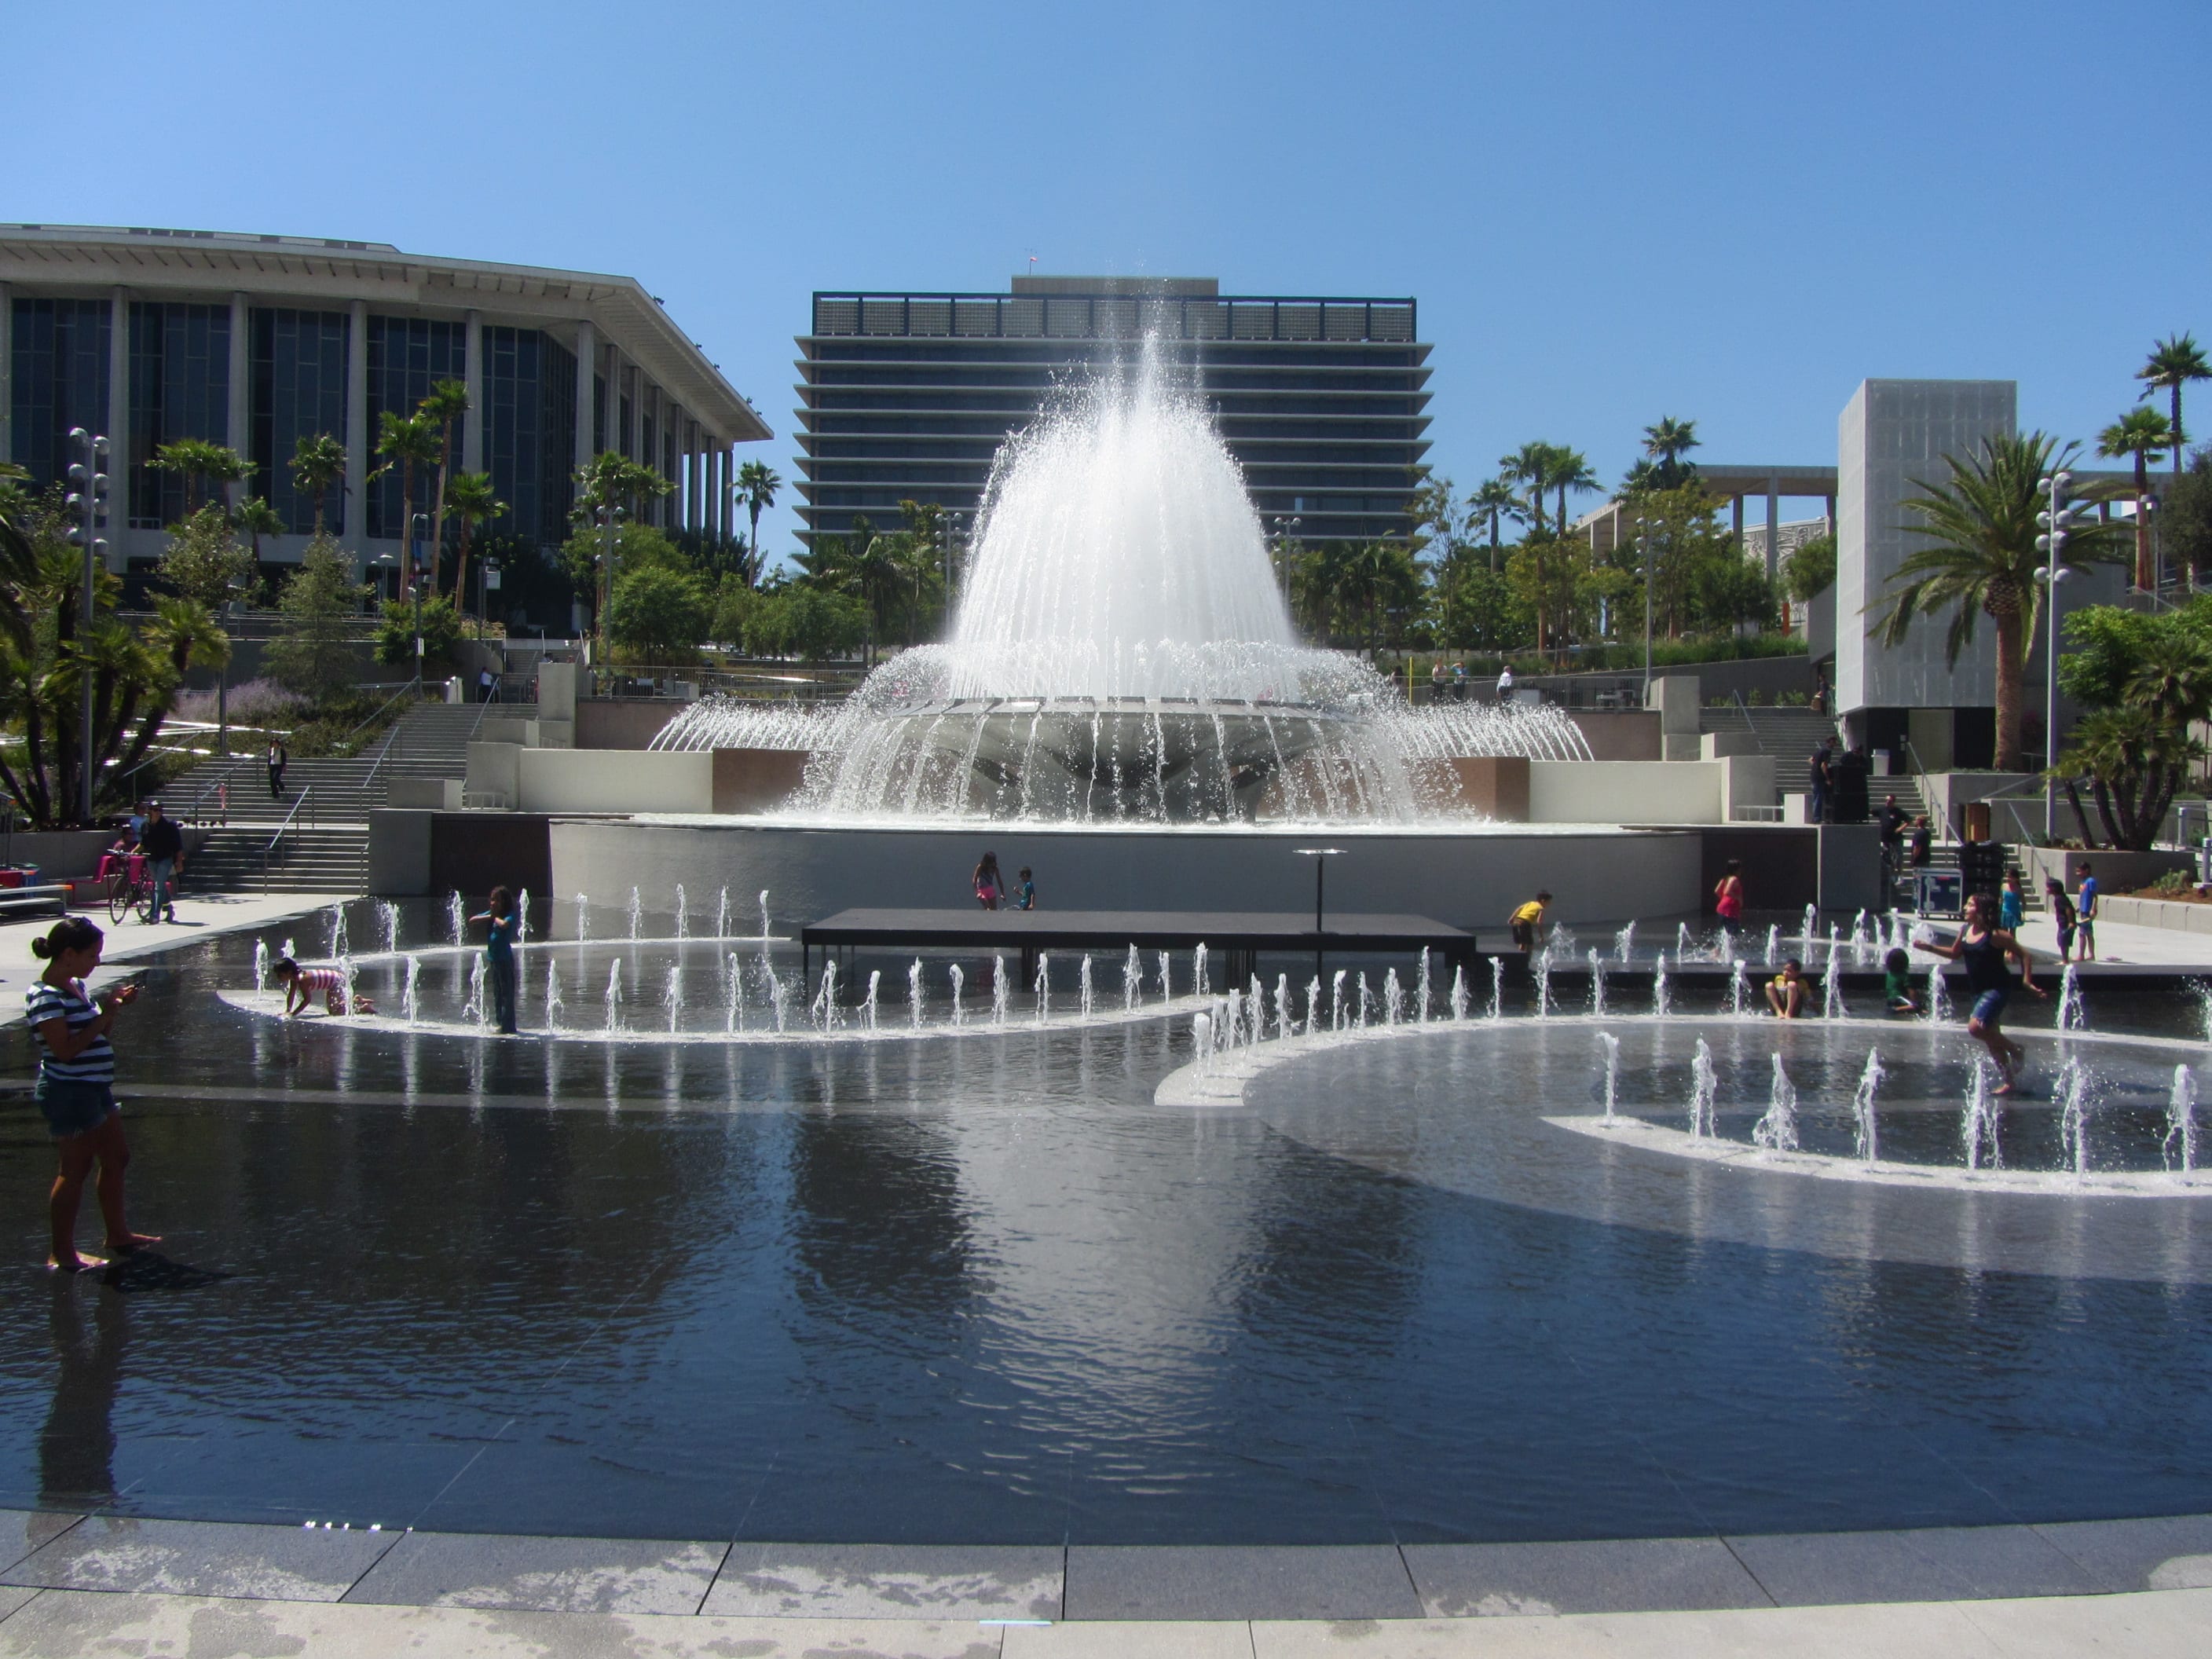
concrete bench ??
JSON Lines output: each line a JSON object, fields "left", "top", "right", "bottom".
{"left": 0, "top": 884, "right": 73, "bottom": 920}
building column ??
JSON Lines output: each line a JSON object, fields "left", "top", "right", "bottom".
{"left": 345, "top": 299, "right": 369, "bottom": 556}
{"left": 1730, "top": 493, "right": 1743, "bottom": 543}
{"left": 0, "top": 281, "right": 13, "bottom": 464}
{"left": 227, "top": 293, "right": 251, "bottom": 516}
{"left": 1824, "top": 493, "right": 1837, "bottom": 534}
{"left": 572, "top": 320, "right": 595, "bottom": 474}
{"left": 1766, "top": 476, "right": 1782, "bottom": 583}
{"left": 462, "top": 309, "right": 484, "bottom": 473}
{"left": 605, "top": 346, "right": 625, "bottom": 457}
{"left": 709, "top": 442, "right": 724, "bottom": 537}
{"left": 107, "top": 287, "right": 129, "bottom": 571}
{"left": 687, "top": 419, "right": 701, "bottom": 529}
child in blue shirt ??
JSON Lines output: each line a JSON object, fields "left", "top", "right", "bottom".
{"left": 1012, "top": 867, "right": 1036, "bottom": 911}
{"left": 2075, "top": 861, "right": 2098, "bottom": 961}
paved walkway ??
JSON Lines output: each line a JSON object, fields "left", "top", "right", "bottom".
{"left": 2, "top": 1512, "right": 2209, "bottom": 1657}
{"left": 0, "top": 891, "right": 350, "bottom": 1005}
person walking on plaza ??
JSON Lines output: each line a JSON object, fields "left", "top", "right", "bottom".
{"left": 1908, "top": 815, "right": 1933, "bottom": 869}
{"left": 1508, "top": 891, "right": 1551, "bottom": 955}
{"left": 471, "top": 886, "right": 520, "bottom": 1035}
{"left": 2046, "top": 876, "right": 2078, "bottom": 963}
{"left": 1713, "top": 858, "right": 1745, "bottom": 925}
{"left": 972, "top": 850, "right": 1004, "bottom": 911}
{"left": 1496, "top": 665, "right": 1514, "bottom": 702}
{"left": 266, "top": 738, "right": 287, "bottom": 801}
{"left": 2075, "top": 860, "right": 2099, "bottom": 961}
{"left": 1917, "top": 892, "right": 2045, "bottom": 1093}
{"left": 133, "top": 800, "right": 184, "bottom": 925}
{"left": 1808, "top": 738, "right": 1835, "bottom": 824}
{"left": 27, "top": 917, "right": 153, "bottom": 1272}
{"left": 1452, "top": 660, "right": 1468, "bottom": 701}
{"left": 1766, "top": 958, "right": 1808, "bottom": 1018}
{"left": 1430, "top": 658, "right": 1448, "bottom": 704}
{"left": 478, "top": 666, "right": 498, "bottom": 704}
{"left": 1999, "top": 870, "right": 2025, "bottom": 932}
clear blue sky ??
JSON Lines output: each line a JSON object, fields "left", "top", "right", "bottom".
{"left": 13, "top": 0, "right": 2209, "bottom": 558}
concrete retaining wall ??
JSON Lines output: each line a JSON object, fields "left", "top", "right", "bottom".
{"left": 1529, "top": 760, "right": 1723, "bottom": 824}
{"left": 544, "top": 819, "right": 1707, "bottom": 932}
{"left": 2099, "top": 894, "right": 2212, "bottom": 933}
{"left": 576, "top": 698, "right": 685, "bottom": 750}
{"left": 516, "top": 749, "right": 712, "bottom": 814}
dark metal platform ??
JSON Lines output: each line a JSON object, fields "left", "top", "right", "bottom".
{"left": 801, "top": 906, "right": 1471, "bottom": 981}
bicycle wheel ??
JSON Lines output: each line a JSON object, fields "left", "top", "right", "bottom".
{"left": 106, "top": 873, "right": 132, "bottom": 924}
{"left": 130, "top": 880, "right": 155, "bottom": 925}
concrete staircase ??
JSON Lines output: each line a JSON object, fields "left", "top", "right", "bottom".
{"left": 1697, "top": 703, "right": 1840, "bottom": 760}
{"left": 185, "top": 826, "right": 370, "bottom": 895}
{"left": 165, "top": 701, "right": 492, "bottom": 828}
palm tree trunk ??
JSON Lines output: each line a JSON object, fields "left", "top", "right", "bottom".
{"left": 2064, "top": 779, "right": 2097, "bottom": 848}
{"left": 1992, "top": 607, "right": 2025, "bottom": 771}
{"left": 452, "top": 522, "right": 472, "bottom": 626}
{"left": 430, "top": 426, "right": 452, "bottom": 593}
{"left": 2134, "top": 454, "right": 2153, "bottom": 589}
{"left": 2176, "top": 386, "right": 2188, "bottom": 481}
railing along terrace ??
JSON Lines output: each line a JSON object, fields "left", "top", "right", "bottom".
{"left": 811, "top": 291, "right": 1417, "bottom": 345}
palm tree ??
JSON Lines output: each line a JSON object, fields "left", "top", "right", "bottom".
{"left": 374, "top": 412, "right": 442, "bottom": 577}
{"left": 1641, "top": 417, "right": 1701, "bottom": 489}
{"left": 444, "top": 471, "right": 508, "bottom": 624}
{"left": 1469, "top": 478, "right": 1524, "bottom": 571}
{"left": 148, "top": 439, "right": 250, "bottom": 517}
{"left": 417, "top": 379, "right": 470, "bottom": 591}
{"left": 288, "top": 432, "right": 346, "bottom": 536}
{"left": 2097, "top": 407, "right": 2176, "bottom": 589}
{"left": 1873, "top": 432, "right": 2121, "bottom": 771}
{"left": 233, "top": 496, "right": 284, "bottom": 564}
{"left": 1548, "top": 445, "right": 1600, "bottom": 535}
{"left": 2137, "top": 333, "right": 2211, "bottom": 480}
{"left": 1501, "top": 443, "right": 1553, "bottom": 537}
{"left": 737, "top": 461, "right": 782, "bottom": 586}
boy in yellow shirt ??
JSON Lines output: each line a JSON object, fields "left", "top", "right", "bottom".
{"left": 1509, "top": 891, "right": 1552, "bottom": 954}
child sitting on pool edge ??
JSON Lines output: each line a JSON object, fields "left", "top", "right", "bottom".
{"left": 1766, "top": 958, "right": 1807, "bottom": 1018}
{"left": 1882, "top": 947, "right": 1921, "bottom": 1015}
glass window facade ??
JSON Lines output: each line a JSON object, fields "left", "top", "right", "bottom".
{"left": 127, "top": 302, "right": 233, "bottom": 527}
{"left": 793, "top": 287, "right": 1431, "bottom": 548}
{"left": 482, "top": 326, "right": 578, "bottom": 549}
{"left": 364, "top": 315, "right": 465, "bottom": 539}
{"left": 251, "top": 308, "right": 350, "bottom": 536}
{"left": 9, "top": 297, "right": 112, "bottom": 492}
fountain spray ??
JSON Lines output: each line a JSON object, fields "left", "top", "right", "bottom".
{"left": 2166, "top": 1066, "right": 2199, "bottom": 1174}
{"left": 1924, "top": 962, "right": 1951, "bottom": 1024}
{"left": 1533, "top": 952, "right": 1552, "bottom": 1018}
{"left": 2056, "top": 962, "right": 2086, "bottom": 1034}
{"left": 909, "top": 959, "right": 925, "bottom": 1029}
{"left": 1676, "top": 921, "right": 1692, "bottom": 960}
{"left": 1159, "top": 951, "right": 1172, "bottom": 1003}
{"left": 759, "top": 889, "right": 772, "bottom": 943}
{"left": 254, "top": 939, "right": 270, "bottom": 993}
{"left": 1449, "top": 965, "right": 1470, "bottom": 1022}
{"left": 1754, "top": 1053, "right": 1800, "bottom": 1152}
{"left": 378, "top": 900, "right": 400, "bottom": 954}
{"left": 541, "top": 961, "right": 560, "bottom": 1031}
{"left": 515, "top": 890, "right": 529, "bottom": 947}
{"left": 1306, "top": 976, "right": 1321, "bottom": 1035}
{"left": 1194, "top": 1009, "right": 1215, "bottom": 1067}
{"left": 864, "top": 969, "right": 881, "bottom": 1031}
{"left": 1587, "top": 947, "right": 1607, "bottom": 1016}
{"left": 674, "top": 884, "right": 688, "bottom": 939}
{"left": 604, "top": 958, "right": 624, "bottom": 1031}
{"left": 2056, "top": 1055, "right": 2091, "bottom": 1177}
{"left": 1800, "top": 903, "right": 1817, "bottom": 958}
{"left": 1193, "top": 942, "right": 1208, "bottom": 995}
{"left": 811, "top": 959, "right": 839, "bottom": 1031}
{"left": 1595, "top": 1031, "right": 1621, "bottom": 1123}
{"left": 1247, "top": 975, "right": 1265, "bottom": 1044}
{"left": 448, "top": 891, "right": 466, "bottom": 947}
{"left": 1822, "top": 963, "right": 1845, "bottom": 1021}
{"left": 1415, "top": 948, "right": 1432, "bottom": 1022}
{"left": 403, "top": 955, "right": 422, "bottom": 1024}
{"left": 1690, "top": 1036, "right": 1718, "bottom": 1138}
{"left": 463, "top": 955, "right": 485, "bottom": 1027}
{"left": 716, "top": 887, "right": 730, "bottom": 941}
{"left": 1488, "top": 957, "right": 1503, "bottom": 1021}
{"left": 1275, "top": 973, "right": 1292, "bottom": 1039}
{"left": 727, "top": 954, "right": 744, "bottom": 1033}
{"left": 1383, "top": 969, "right": 1404, "bottom": 1027}
{"left": 1124, "top": 945, "right": 1141, "bottom": 1012}
{"left": 1851, "top": 1049, "right": 1884, "bottom": 1162}
{"left": 627, "top": 887, "right": 643, "bottom": 941}
{"left": 950, "top": 963, "right": 966, "bottom": 1026}
{"left": 1764, "top": 924, "right": 1779, "bottom": 967}
{"left": 1614, "top": 921, "right": 1635, "bottom": 966}
{"left": 1034, "top": 955, "right": 1051, "bottom": 1024}
{"left": 1081, "top": 956, "right": 1097, "bottom": 1020}
{"left": 1357, "top": 972, "right": 1372, "bottom": 1028}
{"left": 1650, "top": 951, "right": 1670, "bottom": 1018}
{"left": 1962, "top": 1060, "right": 2001, "bottom": 1170}
{"left": 665, "top": 965, "right": 685, "bottom": 1035}
{"left": 1728, "top": 960, "right": 1749, "bottom": 1017}
{"left": 1332, "top": 969, "right": 1348, "bottom": 1031}
{"left": 575, "top": 892, "right": 590, "bottom": 945}
{"left": 993, "top": 957, "right": 1009, "bottom": 1024}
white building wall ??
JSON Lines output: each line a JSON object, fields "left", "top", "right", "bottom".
{"left": 1836, "top": 379, "right": 2016, "bottom": 714}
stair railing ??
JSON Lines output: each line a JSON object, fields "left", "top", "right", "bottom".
{"left": 263, "top": 787, "right": 313, "bottom": 895}
{"left": 1899, "top": 738, "right": 1958, "bottom": 847}
{"left": 356, "top": 683, "right": 430, "bottom": 800}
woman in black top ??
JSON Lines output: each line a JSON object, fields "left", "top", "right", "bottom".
{"left": 1917, "top": 892, "right": 2045, "bottom": 1093}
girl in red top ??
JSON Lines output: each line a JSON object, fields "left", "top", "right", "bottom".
{"left": 1713, "top": 859, "right": 1745, "bottom": 924}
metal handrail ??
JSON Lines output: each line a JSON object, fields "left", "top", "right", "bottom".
{"left": 1899, "top": 738, "right": 1960, "bottom": 847}
{"left": 262, "top": 786, "right": 313, "bottom": 895}
{"left": 189, "top": 757, "right": 247, "bottom": 826}
{"left": 353, "top": 684, "right": 431, "bottom": 797}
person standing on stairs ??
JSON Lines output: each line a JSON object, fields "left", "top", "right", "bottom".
{"left": 266, "top": 739, "right": 287, "bottom": 801}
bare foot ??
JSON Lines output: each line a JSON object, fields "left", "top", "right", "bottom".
{"left": 105, "top": 1232, "right": 160, "bottom": 1254}
{"left": 48, "top": 1251, "right": 109, "bottom": 1273}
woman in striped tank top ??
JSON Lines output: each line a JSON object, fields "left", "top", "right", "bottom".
{"left": 26, "top": 917, "right": 154, "bottom": 1272}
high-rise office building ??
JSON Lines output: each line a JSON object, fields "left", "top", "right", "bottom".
{"left": 2, "top": 224, "right": 771, "bottom": 583}
{"left": 793, "top": 276, "right": 1430, "bottom": 551}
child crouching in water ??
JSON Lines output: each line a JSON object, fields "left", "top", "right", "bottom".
{"left": 274, "top": 957, "right": 375, "bottom": 1017}
{"left": 1883, "top": 946, "right": 1921, "bottom": 1015}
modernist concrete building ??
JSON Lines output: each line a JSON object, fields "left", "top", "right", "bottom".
{"left": 1, "top": 224, "right": 770, "bottom": 584}
{"left": 793, "top": 276, "right": 1430, "bottom": 550}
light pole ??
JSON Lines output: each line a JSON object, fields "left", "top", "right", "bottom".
{"left": 593, "top": 504, "right": 625, "bottom": 669}
{"left": 2034, "top": 469, "right": 2077, "bottom": 844}
{"left": 1635, "top": 513, "right": 1654, "bottom": 699}
{"left": 64, "top": 427, "right": 109, "bottom": 823}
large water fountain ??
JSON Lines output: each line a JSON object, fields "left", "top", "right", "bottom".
{"left": 653, "top": 342, "right": 1585, "bottom": 822}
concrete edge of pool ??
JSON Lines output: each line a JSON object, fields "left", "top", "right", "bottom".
{"left": 1, "top": 1508, "right": 2209, "bottom": 1634}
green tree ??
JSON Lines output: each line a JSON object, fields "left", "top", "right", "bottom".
{"left": 1873, "top": 433, "right": 2122, "bottom": 771}
{"left": 417, "top": 378, "right": 470, "bottom": 591}
{"left": 1506, "top": 534, "right": 1589, "bottom": 655}
{"left": 2097, "top": 406, "right": 2177, "bottom": 589}
{"left": 737, "top": 461, "right": 782, "bottom": 586}
{"left": 1640, "top": 417, "right": 1701, "bottom": 489}
{"left": 160, "top": 504, "right": 255, "bottom": 609}
{"left": 1501, "top": 441, "right": 1555, "bottom": 537}
{"left": 783, "top": 584, "right": 868, "bottom": 661}
{"left": 2163, "top": 447, "right": 2212, "bottom": 581}
{"left": 1468, "top": 477, "right": 1525, "bottom": 570}
{"left": 1782, "top": 533, "right": 1837, "bottom": 602}
{"left": 2137, "top": 332, "right": 2211, "bottom": 480}
{"left": 266, "top": 537, "right": 368, "bottom": 701}
{"left": 607, "top": 562, "right": 711, "bottom": 663}
{"left": 233, "top": 496, "right": 284, "bottom": 566}
{"left": 289, "top": 432, "right": 346, "bottom": 536}
{"left": 568, "top": 454, "right": 675, "bottom": 640}
{"left": 1548, "top": 445, "right": 1599, "bottom": 535}
{"left": 374, "top": 412, "right": 441, "bottom": 577}
{"left": 444, "top": 471, "right": 507, "bottom": 624}
{"left": 148, "top": 438, "right": 251, "bottom": 516}
{"left": 2050, "top": 611, "right": 2212, "bottom": 849}
{"left": 374, "top": 593, "right": 463, "bottom": 675}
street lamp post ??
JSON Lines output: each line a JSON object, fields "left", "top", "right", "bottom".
{"left": 64, "top": 428, "right": 110, "bottom": 823}
{"left": 593, "top": 504, "right": 624, "bottom": 671}
{"left": 1636, "top": 514, "right": 1654, "bottom": 700}
{"left": 2034, "top": 469, "right": 2077, "bottom": 844}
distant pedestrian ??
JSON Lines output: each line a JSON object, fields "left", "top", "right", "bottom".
{"left": 2045, "top": 877, "right": 2078, "bottom": 962}
{"left": 1452, "top": 661, "right": 1468, "bottom": 701}
{"left": 1882, "top": 947, "right": 1921, "bottom": 1015}
{"left": 470, "top": 886, "right": 519, "bottom": 1034}
{"left": 1496, "top": 665, "right": 1515, "bottom": 702}
{"left": 1508, "top": 890, "right": 1551, "bottom": 954}
{"left": 1811, "top": 669, "right": 1830, "bottom": 716}
{"left": 2074, "top": 861, "right": 2099, "bottom": 961}
{"left": 478, "top": 667, "right": 497, "bottom": 704}
{"left": 1766, "top": 958, "right": 1808, "bottom": 1018}
{"left": 1999, "top": 870, "right": 2025, "bottom": 932}
{"left": 1012, "top": 867, "right": 1036, "bottom": 911}
{"left": 27, "top": 917, "right": 154, "bottom": 1272}
{"left": 266, "top": 739, "right": 287, "bottom": 801}
{"left": 215, "top": 781, "right": 229, "bottom": 827}
{"left": 1713, "top": 858, "right": 1745, "bottom": 925}
{"left": 1908, "top": 816, "right": 1933, "bottom": 869}
{"left": 133, "top": 800, "right": 184, "bottom": 925}
{"left": 1808, "top": 738, "right": 1835, "bottom": 824}
{"left": 1430, "top": 658, "right": 1448, "bottom": 704}
{"left": 972, "top": 850, "right": 1004, "bottom": 911}
{"left": 274, "top": 958, "right": 374, "bottom": 1017}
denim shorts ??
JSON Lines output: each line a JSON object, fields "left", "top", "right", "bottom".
{"left": 1970, "top": 987, "right": 2009, "bottom": 1026}
{"left": 36, "top": 1075, "right": 117, "bottom": 1139}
